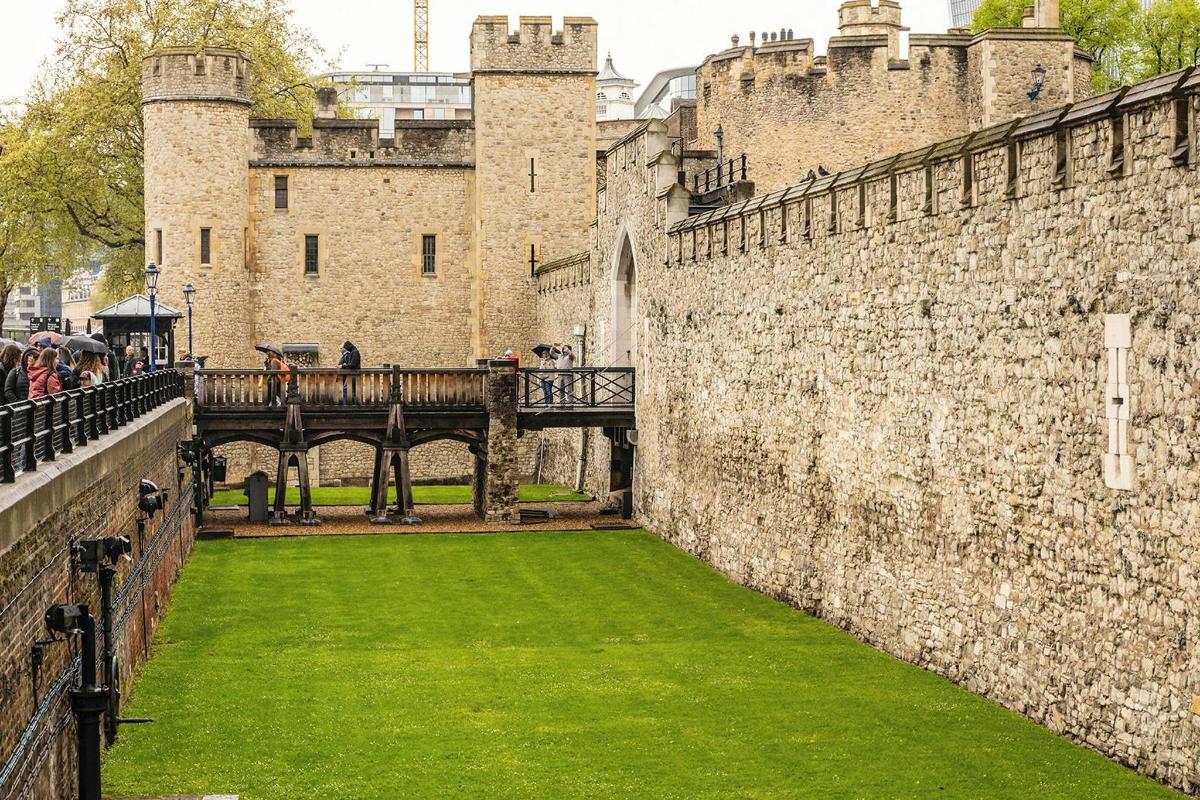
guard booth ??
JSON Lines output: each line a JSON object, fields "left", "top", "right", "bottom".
{"left": 92, "top": 295, "right": 182, "bottom": 368}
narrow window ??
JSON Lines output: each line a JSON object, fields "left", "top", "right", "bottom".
{"left": 961, "top": 154, "right": 975, "bottom": 208}
{"left": 155, "top": 229, "right": 163, "bottom": 264}
{"left": 1053, "top": 128, "right": 1072, "bottom": 188}
{"left": 1006, "top": 141, "right": 1020, "bottom": 199}
{"left": 422, "top": 234, "right": 436, "bottom": 275}
{"left": 691, "top": 228, "right": 697, "bottom": 261}
{"left": 529, "top": 157, "right": 537, "bottom": 192}
{"left": 722, "top": 220, "right": 730, "bottom": 256}
{"left": 758, "top": 209, "right": 766, "bottom": 248}
{"left": 779, "top": 203, "right": 788, "bottom": 243}
{"left": 706, "top": 224, "right": 714, "bottom": 258}
{"left": 304, "top": 234, "right": 319, "bottom": 274}
{"left": 803, "top": 198, "right": 813, "bottom": 239}
{"left": 274, "top": 175, "right": 288, "bottom": 209}
{"left": 200, "top": 228, "right": 211, "bottom": 265}
{"left": 857, "top": 183, "right": 867, "bottom": 228}
{"left": 923, "top": 164, "right": 936, "bottom": 215}
{"left": 1108, "top": 114, "right": 1126, "bottom": 175}
{"left": 740, "top": 216, "right": 747, "bottom": 252}
{"left": 528, "top": 243, "right": 539, "bottom": 276}
{"left": 1172, "top": 97, "right": 1191, "bottom": 165}
{"left": 828, "top": 192, "right": 838, "bottom": 234}
{"left": 888, "top": 174, "right": 898, "bottom": 223}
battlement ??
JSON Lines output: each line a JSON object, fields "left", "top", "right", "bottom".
{"left": 249, "top": 118, "right": 474, "bottom": 166}
{"left": 470, "top": 15, "right": 597, "bottom": 74}
{"left": 142, "top": 47, "right": 251, "bottom": 105}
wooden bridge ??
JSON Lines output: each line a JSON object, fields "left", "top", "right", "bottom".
{"left": 192, "top": 361, "right": 635, "bottom": 525}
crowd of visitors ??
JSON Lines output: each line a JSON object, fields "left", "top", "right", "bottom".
{"left": 0, "top": 332, "right": 133, "bottom": 405}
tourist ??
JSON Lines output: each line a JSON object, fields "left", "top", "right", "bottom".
{"left": 75, "top": 352, "right": 105, "bottom": 387}
{"left": 339, "top": 341, "right": 360, "bottom": 405}
{"left": 2, "top": 348, "right": 35, "bottom": 403}
{"left": 539, "top": 345, "right": 559, "bottom": 404}
{"left": 0, "top": 344, "right": 21, "bottom": 392}
{"left": 122, "top": 344, "right": 137, "bottom": 376}
{"left": 500, "top": 349, "right": 519, "bottom": 369}
{"left": 556, "top": 343, "right": 576, "bottom": 404}
{"left": 93, "top": 333, "right": 117, "bottom": 379}
{"left": 28, "top": 348, "right": 64, "bottom": 398}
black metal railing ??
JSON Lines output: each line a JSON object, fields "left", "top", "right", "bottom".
{"left": 521, "top": 368, "right": 635, "bottom": 408}
{"left": 0, "top": 370, "right": 184, "bottom": 483}
{"left": 693, "top": 154, "right": 748, "bottom": 194}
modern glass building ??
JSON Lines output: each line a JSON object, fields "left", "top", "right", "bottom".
{"left": 947, "top": 0, "right": 982, "bottom": 28}
{"left": 321, "top": 71, "right": 473, "bottom": 136}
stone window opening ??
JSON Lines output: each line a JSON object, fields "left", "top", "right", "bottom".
{"left": 802, "top": 198, "right": 813, "bottom": 239}
{"left": 1172, "top": 97, "right": 1192, "bottom": 166}
{"left": 691, "top": 228, "right": 698, "bottom": 261}
{"left": 960, "top": 154, "right": 975, "bottom": 208}
{"left": 887, "top": 174, "right": 899, "bottom": 223}
{"left": 707, "top": 224, "right": 714, "bottom": 258}
{"left": 200, "top": 228, "right": 212, "bottom": 266}
{"left": 857, "top": 183, "right": 867, "bottom": 228}
{"left": 530, "top": 157, "right": 538, "bottom": 192}
{"left": 779, "top": 203, "right": 788, "bottom": 244}
{"left": 739, "top": 216, "right": 747, "bottom": 253}
{"left": 528, "top": 243, "right": 539, "bottom": 276}
{"left": 304, "top": 234, "right": 319, "bottom": 275}
{"left": 722, "top": 220, "right": 730, "bottom": 256}
{"left": 1005, "top": 141, "right": 1021, "bottom": 199}
{"left": 274, "top": 175, "right": 288, "bottom": 209}
{"left": 350, "top": 150, "right": 357, "bottom": 159}
{"left": 758, "top": 209, "right": 766, "bottom": 248}
{"left": 922, "top": 164, "right": 936, "bottom": 215}
{"left": 828, "top": 193, "right": 839, "bottom": 234}
{"left": 422, "top": 234, "right": 437, "bottom": 276}
{"left": 1107, "top": 113, "right": 1129, "bottom": 176}
{"left": 1052, "top": 128, "right": 1073, "bottom": 188}
{"left": 155, "top": 229, "right": 163, "bottom": 264}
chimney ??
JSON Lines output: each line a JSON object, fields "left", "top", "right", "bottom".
{"left": 1021, "top": 5, "right": 1037, "bottom": 27}
{"left": 1037, "top": 0, "right": 1059, "bottom": 27}
{"left": 316, "top": 87, "right": 338, "bottom": 119}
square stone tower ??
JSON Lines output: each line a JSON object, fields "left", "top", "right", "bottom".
{"left": 470, "top": 16, "right": 598, "bottom": 358}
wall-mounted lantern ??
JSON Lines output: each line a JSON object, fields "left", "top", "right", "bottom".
{"left": 1028, "top": 64, "right": 1047, "bottom": 101}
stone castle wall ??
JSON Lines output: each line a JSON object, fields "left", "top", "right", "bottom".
{"left": 539, "top": 73, "right": 1200, "bottom": 791}
{"left": 0, "top": 402, "right": 196, "bottom": 799}
{"left": 695, "top": 27, "right": 1090, "bottom": 193}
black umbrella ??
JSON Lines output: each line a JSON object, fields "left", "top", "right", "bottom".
{"left": 532, "top": 343, "right": 554, "bottom": 358}
{"left": 62, "top": 334, "right": 109, "bottom": 354}
{"left": 254, "top": 343, "right": 283, "bottom": 359}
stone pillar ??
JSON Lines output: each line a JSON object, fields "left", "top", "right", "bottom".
{"left": 482, "top": 359, "right": 519, "bottom": 522}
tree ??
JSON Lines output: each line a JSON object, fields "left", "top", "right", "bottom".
{"left": 0, "top": 121, "right": 55, "bottom": 325}
{"left": 10, "top": 0, "right": 326, "bottom": 296}
{"left": 1131, "top": 0, "right": 1200, "bottom": 79}
{"left": 972, "top": 0, "right": 1140, "bottom": 88}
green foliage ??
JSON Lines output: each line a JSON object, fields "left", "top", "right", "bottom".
{"left": 970, "top": 0, "right": 1026, "bottom": 30}
{"left": 103, "top": 532, "right": 1180, "bottom": 799}
{"left": 7, "top": 0, "right": 326, "bottom": 295}
{"left": 1132, "top": 0, "right": 1200, "bottom": 79}
{"left": 208, "top": 483, "right": 592, "bottom": 507}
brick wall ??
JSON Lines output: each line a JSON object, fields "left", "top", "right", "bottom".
{"left": 0, "top": 401, "right": 195, "bottom": 799}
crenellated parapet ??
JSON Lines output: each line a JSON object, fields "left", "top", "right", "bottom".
{"left": 249, "top": 119, "right": 475, "bottom": 167}
{"left": 470, "top": 15, "right": 598, "bottom": 74}
{"left": 142, "top": 46, "right": 251, "bottom": 106}
{"left": 671, "top": 66, "right": 1198, "bottom": 263}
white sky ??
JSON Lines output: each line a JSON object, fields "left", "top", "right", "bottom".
{"left": 0, "top": 0, "right": 952, "bottom": 103}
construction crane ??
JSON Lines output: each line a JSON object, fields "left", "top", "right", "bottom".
{"left": 414, "top": 0, "right": 429, "bottom": 72}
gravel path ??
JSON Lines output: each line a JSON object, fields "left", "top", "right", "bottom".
{"left": 204, "top": 501, "right": 624, "bottom": 537}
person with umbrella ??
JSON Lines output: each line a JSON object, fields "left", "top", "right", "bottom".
{"left": 533, "top": 343, "right": 559, "bottom": 405}
{"left": 255, "top": 343, "right": 289, "bottom": 406}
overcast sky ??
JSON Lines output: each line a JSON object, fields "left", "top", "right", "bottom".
{"left": 0, "top": 0, "right": 952, "bottom": 103}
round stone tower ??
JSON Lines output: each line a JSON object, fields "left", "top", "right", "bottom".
{"left": 142, "top": 47, "right": 252, "bottom": 365}
{"left": 837, "top": 0, "right": 907, "bottom": 58}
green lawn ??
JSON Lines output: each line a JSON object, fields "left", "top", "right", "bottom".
{"left": 103, "top": 532, "right": 1180, "bottom": 800}
{"left": 209, "top": 483, "right": 590, "bottom": 507}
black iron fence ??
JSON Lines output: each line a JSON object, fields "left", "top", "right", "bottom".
{"left": 521, "top": 368, "right": 635, "bottom": 408}
{"left": 693, "top": 154, "right": 748, "bottom": 194}
{"left": 0, "top": 370, "right": 184, "bottom": 483}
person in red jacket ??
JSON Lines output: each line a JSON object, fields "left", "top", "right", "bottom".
{"left": 28, "top": 347, "right": 63, "bottom": 398}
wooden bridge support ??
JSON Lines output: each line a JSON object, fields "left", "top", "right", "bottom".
{"left": 367, "top": 368, "right": 419, "bottom": 525}
{"left": 271, "top": 380, "right": 318, "bottom": 525}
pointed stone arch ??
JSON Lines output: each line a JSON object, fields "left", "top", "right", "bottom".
{"left": 610, "top": 222, "right": 638, "bottom": 369}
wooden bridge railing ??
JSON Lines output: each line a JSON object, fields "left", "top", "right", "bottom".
{"left": 0, "top": 370, "right": 184, "bottom": 482}
{"left": 196, "top": 368, "right": 488, "bottom": 410}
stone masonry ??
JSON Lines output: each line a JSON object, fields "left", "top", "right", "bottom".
{"left": 537, "top": 66, "right": 1200, "bottom": 793}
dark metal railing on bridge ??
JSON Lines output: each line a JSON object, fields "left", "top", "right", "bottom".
{"left": 520, "top": 368, "right": 635, "bottom": 408}
{"left": 0, "top": 370, "right": 184, "bottom": 483}
{"left": 693, "top": 154, "right": 748, "bottom": 194}
{"left": 196, "top": 368, "right": 488, "bottom": 410}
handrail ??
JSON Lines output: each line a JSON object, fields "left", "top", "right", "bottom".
{"left": 520, "top": 368, "right": 635, "bottom": 409}
{"left": 0, "top": 370, "right": 184, "bottom": 483}
{"left": 196, "top": 368, "right": 488, "bottom": 410}
{"left": 693, "top": 153, "right": 749, "bottom": 194}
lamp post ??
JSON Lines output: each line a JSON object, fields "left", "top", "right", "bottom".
{"left": 182, "top": 282, "right": 195, "bottom": 359}
{"left": 1028, "top": 63, "right": 1046, "bottom": 101}
{"left": 145, "top": 263, "right": 159, "bottom": 372}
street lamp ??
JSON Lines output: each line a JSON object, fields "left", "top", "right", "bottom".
{"left": 182, "top": 282, "right": 196, "bottom": 359}
{"left": 145, "top": 263, "right": 159, "bottom": 372}
{"left": 1028, "top": 63, "right": 1047, "bottom": 101}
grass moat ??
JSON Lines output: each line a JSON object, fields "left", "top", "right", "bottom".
{"left": 103, "top": 531, "right": 1180, "bottom": 799}
{"left": 208, "top": 482, "right": 590, "bottom": 507}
